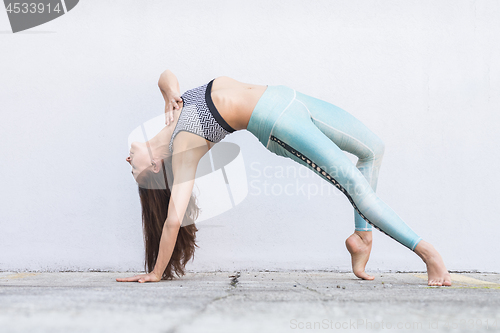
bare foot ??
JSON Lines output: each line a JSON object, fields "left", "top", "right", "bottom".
{"left": 345, "top": 231, "right": 375, "bottom": 280}
{"left": 414, "top": 240, "right": 452, "bottom": 286}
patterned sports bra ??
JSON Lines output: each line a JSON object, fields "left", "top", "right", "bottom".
{"left": 169, "top": 79, "right": 236, "bottom": 153}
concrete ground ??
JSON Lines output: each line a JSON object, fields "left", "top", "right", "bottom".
{"left": 1, "top": 271, "right": 499, "bottom": 333}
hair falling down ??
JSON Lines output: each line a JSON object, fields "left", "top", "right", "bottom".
{"left": 137, "top": 158, "right": 200, "bottom": 279}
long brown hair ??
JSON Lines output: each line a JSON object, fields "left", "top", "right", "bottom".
{"left": 136, "top": 158, "right": 200, "bottom": 280}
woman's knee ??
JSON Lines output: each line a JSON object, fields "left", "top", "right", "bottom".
{"left": 357, "top": 135, "right": 385, "bottom": 162}
{"left": 372, "top": 135, "right": 385, "bottom": 159}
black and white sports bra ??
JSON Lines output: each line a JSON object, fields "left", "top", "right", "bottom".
{"left": 169, "top": 79, "right": 236, "bottom": 153}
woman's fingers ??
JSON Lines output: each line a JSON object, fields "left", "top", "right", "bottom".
{"left": 174, "top": 95, "right": 182, "bottom": 106}
{"left": 116, "top": 272, "right": 160, "bottom": 283}
{"left": 165, "top": 101, "right": 176, "bottom": 125}
{"left": 165, "top": 110, "right": 172, "bottom": 125}
{"left": 166, "top": 111, "right": 174, "bottom": 125}
{"left": 172, "top": 97, "right": 182, "bottom": 110}
{"left": 116, "top": 275, "right": 142, "bottom": 282}
{"left": 165, "top": 95, "right": 182, "bottom": 126}
{"left": 165, "top": 102, "right": 173, "bottom": 125}
{"left": 164, "top": 93, "right": 182, "bottom": 126}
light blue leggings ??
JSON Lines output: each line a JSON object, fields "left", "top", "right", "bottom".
{"left": 246, "top": 85, "right": 422, "bottom": 251}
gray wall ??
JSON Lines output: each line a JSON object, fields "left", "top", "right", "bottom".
{"left": 1, "top": 0, "right": 499, "bottom": 273}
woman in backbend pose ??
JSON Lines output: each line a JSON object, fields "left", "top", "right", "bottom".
{"left": 117, "top": 69, "right": 452, "bottom": 286}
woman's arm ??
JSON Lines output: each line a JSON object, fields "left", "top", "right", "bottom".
{"left": 158, "top": 69, "right": 180, "bottom": 95}
{"left": 116, "top": 144, "right": 207, "bottom": 283}
{"left": 158, "top": 70, "right": 183, "bottom": 126}
{"left": 151, "top": 149, "right": 202, "bottom": 278}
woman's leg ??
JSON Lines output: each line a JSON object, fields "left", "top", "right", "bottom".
{"left": 297, "top": 92, "right": 385, "bottom": 232}
{"left": 258, "top": 87, "right": 450, "bottom": 286}
{"left": 267, "top": 97, "right": 422, "bottom": 250}
{"left": 292, "top": 91, "right": 387, "bottom": 279}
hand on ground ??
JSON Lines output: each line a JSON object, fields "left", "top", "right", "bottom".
{"left": 116, "top": 272, "right": 161, "bottom": 283}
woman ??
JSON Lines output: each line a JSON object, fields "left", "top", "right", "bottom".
{"left": 117, "top": 70, "right": 452, "bottom": 286}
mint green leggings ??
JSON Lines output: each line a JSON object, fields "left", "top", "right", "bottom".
{"left": 246, "top": 85, "right": 422, "bottom": 251}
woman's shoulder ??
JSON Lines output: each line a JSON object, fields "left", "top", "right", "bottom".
{"left": 172, "top": 131, "right": 211, "bottom": 157}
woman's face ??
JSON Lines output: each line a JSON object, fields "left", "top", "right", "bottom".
{"left": 126, "top": 141, "right": 152, "bottom": 180}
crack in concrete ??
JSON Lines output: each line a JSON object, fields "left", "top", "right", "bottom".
{"left": 229, "top": 271, "right": 241, "bottom": 287}
{"left": 164, "top": 272, "right": 245, "bottom": 332}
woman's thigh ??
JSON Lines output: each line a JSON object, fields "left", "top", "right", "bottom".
{"left": 294, "top": 91, "right": 385, "bottom": 160}
{"left": 267, "top": 100, "right": 373, "bottom": 199}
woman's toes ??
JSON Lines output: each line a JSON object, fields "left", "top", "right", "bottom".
{"left": 428, "top": 278, "right": 447, "bottom": 286}
{"left": 354, "top": 270, "right": 375, "bottom": 280}
{"left": 362, "top": 274, "right": 375, "bottom": 280}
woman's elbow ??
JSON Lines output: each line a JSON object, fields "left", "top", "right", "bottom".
{"left": 164, "top": 217, "right": 181, "bottom": 229}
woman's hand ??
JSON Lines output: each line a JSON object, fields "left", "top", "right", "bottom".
{"left": 116, "top": 271, "right": 161, "bottom": 283}
{"left": 158, "top": 70, "right": 182, "bottom": 126}
{"left": 163, "top": 90, "right": 183, "bottom": 126}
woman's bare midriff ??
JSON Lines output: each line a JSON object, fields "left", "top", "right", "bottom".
{"left": 176, "top": 76, "right": 267, "bottom": 152}
{"left": 210, "top": 76, "right": 268, "bottom": 131}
